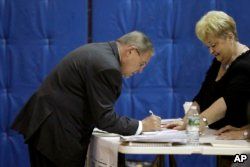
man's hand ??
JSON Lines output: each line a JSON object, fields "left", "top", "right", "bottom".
{"left": 142, "top": 115, "right": 161, "bottom": 132}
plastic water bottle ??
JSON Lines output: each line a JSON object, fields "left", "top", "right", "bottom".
{"left": 186, "top": 106, "right": 200, "bottom": 146}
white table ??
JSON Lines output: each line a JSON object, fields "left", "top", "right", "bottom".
{"left": 86, "top": 129, "right": 250, "bottom": 167}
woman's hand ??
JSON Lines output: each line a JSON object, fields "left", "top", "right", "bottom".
{"left": 215, "top": 125, "right": 248, "bottom": 140}
{"left": 161, "top": 119, "right": 186, "bottom": 130}
{"left": 215, "top": 125, "right": 240, "bottom": 135}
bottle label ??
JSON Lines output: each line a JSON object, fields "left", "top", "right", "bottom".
{"left": 188, "top": 117, "right": 200, "bottom": 126}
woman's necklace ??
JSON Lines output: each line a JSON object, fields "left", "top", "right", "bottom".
{"left": 216, "top": 44, "right": 248, "bottom": 81}
{"left": 224, "top": 44, "right": 249, "bottom": 71}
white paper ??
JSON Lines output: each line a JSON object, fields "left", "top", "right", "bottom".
{"left": 121, "top": 129, "right": 187, "bottom": 143}
{"left": 161, "top": 118, "right": 182, "bottom": 124}
{"left": 87, "top": 136, "right": 120, "bottom": 167}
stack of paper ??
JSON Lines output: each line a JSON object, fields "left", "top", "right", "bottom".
{"left": 121, "top": 129, "right": 187, "bottom": 143}
{"left": 93, "top": 128, "right": 120, "bottom": 137}
{"left": 161, "top": 118, "right": 182, "bottom": 125}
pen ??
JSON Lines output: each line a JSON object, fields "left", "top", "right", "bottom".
{"left": 149, "top": 110, "right": 154, "bottom": 116}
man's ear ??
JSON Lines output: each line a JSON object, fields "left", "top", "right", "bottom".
{"left": 125, "top": 45, "right": 135, "bottom": 55}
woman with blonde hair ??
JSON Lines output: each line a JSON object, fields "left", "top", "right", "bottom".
{"left": 165, "top": 11, "right": 250, "bottom": 137}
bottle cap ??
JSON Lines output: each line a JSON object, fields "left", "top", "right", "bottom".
{"left": 190, "top": 106, "right": 197, "bottom": 110}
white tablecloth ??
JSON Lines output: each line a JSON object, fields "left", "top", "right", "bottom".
{"left": 86, "top": 134, "right": 120, "bottom": 167}
{"left": 86, "top": 129, "right": 250, "bottom": 167}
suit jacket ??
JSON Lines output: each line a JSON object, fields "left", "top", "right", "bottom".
{"left": 12, "top": 42, "right": 139, "bottom": 166}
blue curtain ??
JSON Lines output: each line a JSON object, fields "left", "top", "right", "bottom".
{"left": 1, "top": 0, "right": 250, "bottom": 166}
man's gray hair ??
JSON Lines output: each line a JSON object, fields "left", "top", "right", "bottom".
{"left": 117, "top": 31, "right": 154, "bottom": 55}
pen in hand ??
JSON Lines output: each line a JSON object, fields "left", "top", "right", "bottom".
{"left": 147, "top": 110, "right": 161, "bottom": 131}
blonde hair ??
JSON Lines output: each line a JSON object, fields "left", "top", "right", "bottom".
{"left": 195, "top": 11, "right": 238, "bottom": 43}
{"left": 117, "top": 31, "right": 154, "bottom": 55}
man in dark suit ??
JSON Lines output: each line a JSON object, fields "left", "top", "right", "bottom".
{"left": 12, "top": 31, "right": 161, "bottom": 167}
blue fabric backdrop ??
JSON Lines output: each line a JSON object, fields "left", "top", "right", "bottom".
{"left": 0, "top": 0, "right": 88, "bottom": 167}
{"left": 1, "top": 0, "right": 250, "bottom": 167}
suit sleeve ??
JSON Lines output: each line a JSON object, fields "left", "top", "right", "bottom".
{"left": 86, "top": 69, "right": 139, "bottom": 135}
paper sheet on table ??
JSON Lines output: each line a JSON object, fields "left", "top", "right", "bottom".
{"left": 93, "top": 128, "right": 120, "bottom": 137}
{"left": 183, "top": 101, "right": 193, "bottom": 114}
{"left": 121, "top": 129, "right": 187, "bottom": 143}
{"left": 87, "top": 135, "right": 119, "bottom": 167}
{"left": 161, "top": 118, "right": 182, "bottom": 124}
{"left": 160, "top": 101, "right": 191, "bottom": 125}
